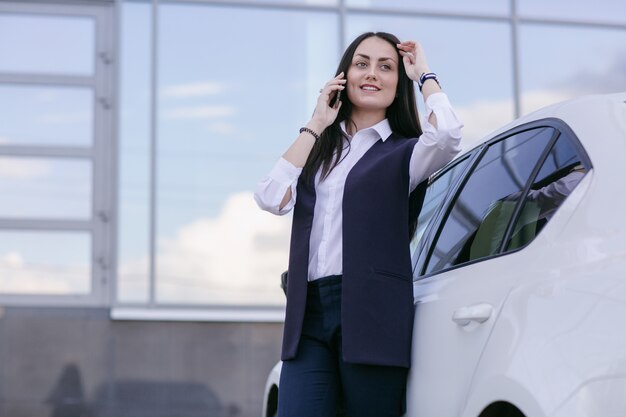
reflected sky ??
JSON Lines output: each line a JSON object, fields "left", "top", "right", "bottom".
{"left": 0, "top": 156, "right": 92, "bottom": 219}
{"left": 345, "top": 14, "right": 515, "bottom": 109}
{"left": 0, "top": 231, "right": 90, "bottom": 295}
{"left": 1, "top": 1, "right": 625, "bottom": 305}
{"left": 155, "top": 4, "right": 340, "bottom": 304}
{"left": 117, "top": 2, "right": 152, "bottom": 303}
{"left": 518, "top": 0, "right": 626, "bottom": 24}
{"left": 0, "top": 13, "right": 94, "bottom": 75}
{"left": 347, "top": 0, "right": 509, "bottom": 17}
{"left": 0, "top": 85, "right": 93, "bottom": 146}
{"left": 519, "top": 23, "right": 626, "bottom": 114}
{"left": 116, "top": 2, "right": 626, "bottom": 305}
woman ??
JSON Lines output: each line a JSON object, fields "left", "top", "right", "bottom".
{"left": 255, "top": 32, "right": 462, "bottom": 417}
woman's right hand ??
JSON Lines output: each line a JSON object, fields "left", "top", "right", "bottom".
{"left": 310, "top": 72, "right": 346, "bottom": 130}
{"left": 281, "top": 73, "right": 346, "bottom": 172}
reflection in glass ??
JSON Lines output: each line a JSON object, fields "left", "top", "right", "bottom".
{"left": 117, "top": 2, "right": 152, "bottom": 303}
{"left": 506, "top": 135, "right": 586, "bottom": 250}
{"left": 347, "top": 15, "right": 515, "bottom": 144}
{"left": 519, "top": 24, "right": 626, "bottom": 114}
{"left": 411, "top": 157, "right": 469, "bottom": 262}
{"left": 426, "top": 128, "right": 554, "bottom": 274}
{"left": 154, "top": 4, "right": 339, "bottom": 305}
{"left": 346, "top": 0, "right": 509, "bottom": 16}
{"left": 0, "top": 157, "right": 92, "bottom": 219}
{"left": 0, "top": 13, "right": 94, "bottom": 75}
{"left": 0, "top": 85, "right": 93, "bottom": 147}
{"left": 0, "top": 231, "right": 91, "bottom": 295}
{"left": 518, "top": 0, "right": 626, "bottom": 24}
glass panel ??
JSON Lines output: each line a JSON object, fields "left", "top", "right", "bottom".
{"left": 117, "top": 2, "right": 152, "bottom": 303}
{"left": 518, "top": 0, "right": 626, "bottom": 24}
{"left": 412, "top": 156, "right": 470, "bottom": 279}
{"left": 346, "top": 0, "right": 509, "bottom": 16}
{"left": 411, "top": 157, "right": 469, "bottom": 253}
{"left": 155, "top": 4, "right": 340, "bottom": 306}
{"left": 0, "top": 85, "right": 93, "bottom": 147}
{"left": 505, "top": 135, "right": 586, "bottom": 250}
{"left": 519, "top": 24, "right": 626, "bottom": 115}
{"left": 0, "top": 13, "right": 94, "bottom": 75}
{"left": 0, "top": 157, "right": 92, "bottom": 219}
{"left": 347, "top": 15, "right": 515, "bottom": 147}
{"left": 425, "top": 128, "right": 554, "bottom": 274}
{"left": 0, "top": 231, "right": 91, "bottom": 295}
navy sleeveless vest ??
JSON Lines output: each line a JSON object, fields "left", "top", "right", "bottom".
{"left": 282, "top": 132, "right": 424, "bottom": 368}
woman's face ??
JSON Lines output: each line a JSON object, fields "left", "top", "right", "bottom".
{"left": 346, "top": 36, "right": 399, "bottom": 114}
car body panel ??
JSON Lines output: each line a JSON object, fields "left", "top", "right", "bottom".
{"left": 407, "top": 254, "right": 518, "bottom": 416}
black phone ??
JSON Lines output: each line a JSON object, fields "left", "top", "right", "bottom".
{"left": 330, "top": 89, "right": 342, "bottom": 108}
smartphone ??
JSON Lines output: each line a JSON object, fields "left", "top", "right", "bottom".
{"left": 330, "top": 89, "right": 342, "bottom": 108}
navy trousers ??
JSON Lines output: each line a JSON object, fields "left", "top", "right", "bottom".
{"left": 278, "top": 275, "right": 408, "bottom": 417}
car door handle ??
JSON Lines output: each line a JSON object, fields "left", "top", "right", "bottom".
{"left": 452, "top": 303, "right": 493, "bottom": 327}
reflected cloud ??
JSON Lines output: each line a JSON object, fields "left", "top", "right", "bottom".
{"left": 456, "top": 51, "right": 626, "bottom": 149}
{"left": 120, "top": 192, "right": 290, "bottom": 305}
{"left": 39, "top": 111, "right": 90, "bottom": 124}
{"left": 520, "top": 90, "right": 572, "bottom": 116}
{"left": 0, "top": 158, "right": 50, "bottom": 180}
{"left": 164, "top": 106, "right": 236, "bottom": 120}
{"left": 207, "top": 122, "right": 237, "bottom": 136}
{"left": 522, "top": 52, "right": 626, "bottom": 115}
{"left": 162, "top": 81, "right": 227, "bottom": 98}
{"left": 559, "top": 52, "right": 626, "bottom": 96}
{"left": 36, "top": 90, "right": 59, "bottom": 103}
{"left": 1, "top": 251, "right": 24, "bottom": 268}
{"left": 455, "top": 97, "right": 515, "bottom": 149}
{"left": 0, "top": 251, "right": 86, "bottom": 294}
{"left": 454, "top": 90, "right": 573, "bottom": 152}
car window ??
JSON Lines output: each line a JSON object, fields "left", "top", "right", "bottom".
{"left": 504, "top": 134, "right": 587, "bottom": 251}
{"left": 410, "top": 156, "right": 471, "bottom": 263}
{"left": 424, "top": 127, "right": 556, "bottom": 275}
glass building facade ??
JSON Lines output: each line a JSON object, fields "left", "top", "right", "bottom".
{"left": 1, "top": 0, "right": 625, "bottom": 313}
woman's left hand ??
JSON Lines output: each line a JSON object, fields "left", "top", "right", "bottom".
{"left": 397, "top": 41, "right": 430, "bottom": 82}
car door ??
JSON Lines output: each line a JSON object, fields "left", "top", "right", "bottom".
{"left": 405, "top": 125, "right": 561, "bottom": 417}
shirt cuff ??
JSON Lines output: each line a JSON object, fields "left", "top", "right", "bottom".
{"left": 269, "top": 157, "right": 303, "bottom": 185}
{"left": 421, "top": 92, "right": 464, "bottom": 146}
{"left": 424, "top": 92, "right": 451, "bottom": 120}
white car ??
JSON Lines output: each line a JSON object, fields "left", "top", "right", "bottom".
{"left": 262, "top": 92, "right": 626, "bottom": 417}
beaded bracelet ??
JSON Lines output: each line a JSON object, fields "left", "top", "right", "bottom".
{"left": 299, "top": 127, "right": 320, "bottom": 141}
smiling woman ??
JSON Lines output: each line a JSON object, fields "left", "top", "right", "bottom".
{"left": 255, "top": 31, "right": 462, "bottom": 417}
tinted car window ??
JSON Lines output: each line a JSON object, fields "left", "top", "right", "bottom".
{"left": 411, "top": 157, "right": 470, "bottom": 264}
{"left": 505, "top": 134, "right": 587, "bottom": 250}
{"left": 425, "top": 127, "right": 555, "bottom": 274}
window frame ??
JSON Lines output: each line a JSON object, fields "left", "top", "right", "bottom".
{"left": 414, "top": 117, "right": 592, "bottom": 281}
{"left": 411, "top": 152, "right": 476, "bottom": 277}
{"left": 0, "top": 1, "right": 115, "bottom": 306}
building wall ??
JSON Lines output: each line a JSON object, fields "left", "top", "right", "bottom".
{"left": 0, "top": 307, "right": 282, "bottom": 417}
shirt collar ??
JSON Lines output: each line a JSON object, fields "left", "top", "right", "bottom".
{"left": 340, "top": 118, "right": 393, "bottom": 142}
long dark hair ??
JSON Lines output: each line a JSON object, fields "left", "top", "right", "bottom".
{"left": 302, "top": 31, "right": 423, "bottom": 183}
{"left": 302, "top": 32, "right": 426, "bottom": 237}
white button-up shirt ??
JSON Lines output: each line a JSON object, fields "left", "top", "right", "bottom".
{"left": 255, "top": 92, "right": 463, "bottom": 281}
